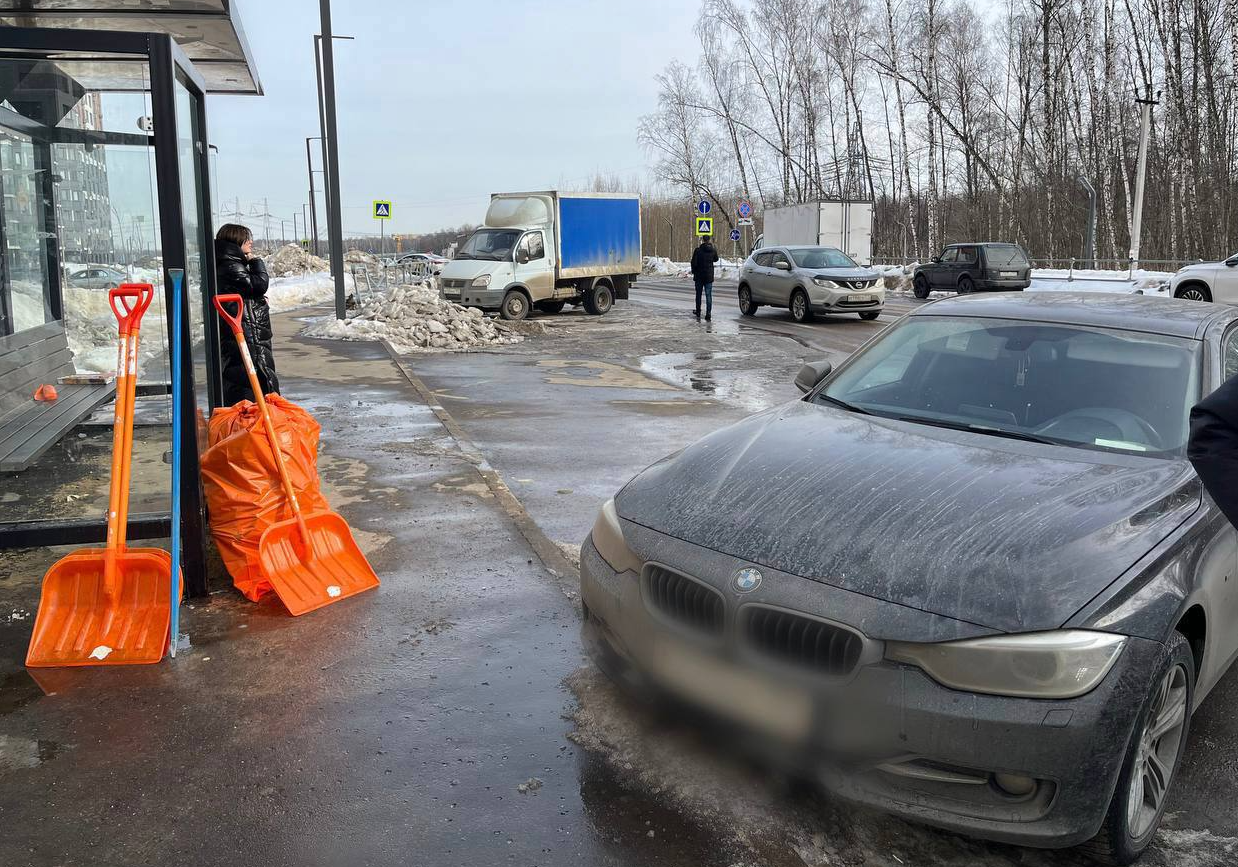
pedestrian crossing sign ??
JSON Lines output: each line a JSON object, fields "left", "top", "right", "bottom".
{"left": 695, "top": 216, "right": 713, "bottom": 236}
{"left": 373, "top": 200, "right": 392, "bottom": 220}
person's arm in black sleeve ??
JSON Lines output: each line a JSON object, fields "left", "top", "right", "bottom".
{"left": 711, "top": 247, "right": 719, "bottom": 264}
{"left": 246, "top": 257, "right": 269, "bottom": 296}
{"left": 217, "top": 255, "right": 262, "bottom": 300}
{"left": 1188, "top": 374, "right": 1238, "bottom": 529}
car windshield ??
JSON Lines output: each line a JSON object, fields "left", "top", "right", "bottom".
{"left": 816, "top": 316, "right": 1202, "bottom": 457}
{"left": 984, "top": 245, "right": 1029, "bottom": 267}
{"left": 455, "top": 229, "right": 520, "bottom": 261}
{"left": 790, "top": 247, "right": 857, "bottom": 269}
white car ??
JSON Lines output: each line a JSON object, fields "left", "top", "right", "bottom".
{"left": 1170, "top": 254, "right": 1238, "bottom": 303}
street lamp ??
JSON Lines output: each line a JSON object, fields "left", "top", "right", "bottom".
{"left": 315, "top": 22, "right": 355, "bottom": 319}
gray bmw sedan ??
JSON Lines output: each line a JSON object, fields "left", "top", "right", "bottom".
{"left": 580, "top": 292, "right": 1238, "bottom": 864}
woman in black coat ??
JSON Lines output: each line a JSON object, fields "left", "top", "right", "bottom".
{"left": 215, "top": 223, "right": 280, "bottom": 405}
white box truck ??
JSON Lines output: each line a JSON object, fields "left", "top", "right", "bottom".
{"left": 438, "top": 191, "right": 641, "bottom": 320}
{"left": 758, "top": 201, "right": 873, "bottom": 264}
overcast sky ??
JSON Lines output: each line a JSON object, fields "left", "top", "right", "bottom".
{"left": 207, "top": 0, "right": 699, "bottom": 237}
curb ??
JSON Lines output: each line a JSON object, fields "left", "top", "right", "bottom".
{"left": 381, "top": 340, "right": 581, "bottom": 593}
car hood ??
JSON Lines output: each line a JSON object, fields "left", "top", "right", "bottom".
{"left": 615, "top": 401, "right": 1201, "bottom": 632}
{"left": 804, "top": 267, "right": 879, "bottom": 281}
{"left": 1175, "top": 261, "right": 1218, "bottom": 276}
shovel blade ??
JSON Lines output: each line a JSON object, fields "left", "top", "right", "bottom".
{"left": 26, "top": 548, "right": 173, "bottom": 667}
{"left": 258, "top": 510, "right": 379, "bottom": 616}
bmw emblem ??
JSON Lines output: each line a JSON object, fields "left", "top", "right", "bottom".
{"left": 732, "top": 567, "right": 762, "bottom": 593}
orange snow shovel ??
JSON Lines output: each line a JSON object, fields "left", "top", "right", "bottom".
{"left": 27, "top": 284, "right": 173, "bottom": 667}
{"left": 213, "top": 294, "right": 379, "bottom": 615}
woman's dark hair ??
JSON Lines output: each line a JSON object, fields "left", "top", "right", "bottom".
{"left": 216, "top": 223, "right": 252, "bottom": 246}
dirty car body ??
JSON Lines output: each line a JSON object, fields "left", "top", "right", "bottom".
{"left": 580, "top": 292, "right": 1238, "bottom": 856}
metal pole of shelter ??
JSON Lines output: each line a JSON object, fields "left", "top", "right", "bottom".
{"left": 316, "top": 13, "right": 348, "bottom": 319}
{"left": 305, "top": 136, "right": 320, "bottom": 255}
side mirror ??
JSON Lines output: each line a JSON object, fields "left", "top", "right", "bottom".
{"left": 516, "top": 250, "right": 530, "bottom": 265}
{"left": 795, "top": 360, "right": 833, "bottom": 394}
{"left": 1226, "top": 257, "right": 1238, "bottom": 268}
{"left": 775, "top": 260, "right": 792, "bottom": 271}
{"left": 930, "top": 256, "right": 941, "bottom": 264}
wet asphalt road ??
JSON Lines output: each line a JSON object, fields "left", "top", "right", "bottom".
{"left": 1, "top": 296, "right": 1236, "bottom": 866}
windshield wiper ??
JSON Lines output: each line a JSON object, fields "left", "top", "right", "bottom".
{"left": 896, "top": 414, "right": 1059, "bottom": 445}
{"left": 817, "top": 394, "right": 872, "bottom": 415}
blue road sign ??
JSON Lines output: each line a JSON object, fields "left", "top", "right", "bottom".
{"left": 737, "top": 200, "right": 753, "bottom": 219}
{"left": 697, "top": 199, "right": 711, "bottom": 216}
{"left": 730, "top": 228, "right": 741, "bottom": 242}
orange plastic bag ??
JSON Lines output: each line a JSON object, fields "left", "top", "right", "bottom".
{"left": 201, "top": 394, "right": 331, "bottom": 602}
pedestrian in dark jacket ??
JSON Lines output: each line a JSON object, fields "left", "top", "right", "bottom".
{"left": 1188, "top": 372, "right": 1238, "bottom": 528}
{"left": 214, "top": 223, "right": 280, "bottom": 405}
{"left": 690, "top": 237, "right": 719, "bottom": 321}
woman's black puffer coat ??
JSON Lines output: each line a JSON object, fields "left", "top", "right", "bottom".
{"left": 215, "top": 238, "right": 280, "bottom": 405}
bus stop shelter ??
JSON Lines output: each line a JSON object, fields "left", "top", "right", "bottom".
{"left": 0, "top": 2, "right": 262, "bottom": 597}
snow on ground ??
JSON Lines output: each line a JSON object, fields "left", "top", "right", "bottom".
{"left": 643, "top": 255, "right": 743, "bottom": 281}
{"left": 303, "top": 282, "right": 522, "bottom": 353}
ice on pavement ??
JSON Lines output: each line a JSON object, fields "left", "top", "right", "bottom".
{"left": 304, "top": 282, "right": 522, "bottom": 353}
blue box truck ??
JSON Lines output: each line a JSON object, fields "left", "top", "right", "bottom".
{"left": 438, "top": 191, "right": 641, "bottom": 320}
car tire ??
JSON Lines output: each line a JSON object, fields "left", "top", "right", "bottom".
{"left": 1081, "top": 631, "right": 1194, "bottom": 866}
{"left": 535, "top": 300, "right": 566, "bottom": 314}
{"left": 500, "top": 289, "right": 530, "bottom": 321}
{"left": 1174, "top": 282, "right": 1212, "bottom": 303}
{"left": 958, "top": 275, "right": 976, "bottom": 294}
{"left": 738, "top": 285, "right": 759, "bottom": 317}
{"left": 583, "top": 281, "right": 613, "bottom": 315}
{"left": 790, "top": 289, "right": 812, "bottom": 322}
{"left": 912, "top": 274, "right": 931, "bottom": 299}
{"left": 859, "top": 310, "right": 881, "bottom": 321}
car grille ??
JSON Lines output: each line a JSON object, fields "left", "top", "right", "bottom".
{"left": 742, "top": 605, "right": 864, "bottom": 676}
{"left": 838, "top": 279, "right": 876, "bottom": 290}
{"left": 442, "top": 278, "right": 466, "bottom": 289}
{"left": 645, "top": 565, "right": 724, "bottom": 635}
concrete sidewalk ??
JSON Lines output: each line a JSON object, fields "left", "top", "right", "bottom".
{"left": 0, "top": 312, "right": 662, "bottom": 867}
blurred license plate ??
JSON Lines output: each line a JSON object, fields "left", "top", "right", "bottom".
{"left": 1000, "top": 271, "right": 1017, "bottom": 277}
{"left": 852, "top": 294, "right": 875, "bottom": 302}
{"left": 648, "top": 638, "right": 811, "bottom": 741}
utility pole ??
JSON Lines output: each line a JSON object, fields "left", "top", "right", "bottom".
{"left": 1128, "top": 86, "right": 1159, "bottom": 273}
{"left": 306, "top": 136, "right": 321, "bottom": 255}
{"left": 316, "top": 13, "right": 353, "bottom": 319}
{"left": 1079, "top": 176, "right": 1097, "bottom": 268}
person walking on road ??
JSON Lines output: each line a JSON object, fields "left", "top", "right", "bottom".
{"left": 1189, "top": 373, "right": 1238, "bottom": 528}
{"left": 214, "top": 223, "right": 280, "bottom": 405}
{"left": 690, "top": 235, "right": 719, "bottom": 321}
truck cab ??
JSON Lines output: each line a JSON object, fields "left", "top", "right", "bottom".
{"left": 438, "top": 191, "right": 640, "bottom": 320}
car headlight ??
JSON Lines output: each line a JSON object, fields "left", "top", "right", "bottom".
{"left": 812, "top": 276, "right": 838, "bottom": 288}
{"left": 590, "top": 498, "right": 643, "bottom": 575}
{"left": 885, "top": 630, "right": 1126, "bottom": 699}
{"left": 471, "top": 274, "right": 491, "bottom": 287}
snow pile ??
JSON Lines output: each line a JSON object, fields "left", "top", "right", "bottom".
{"left": 266, "top": 243, "right": 328, "bottom": 277}
{"left": 303, "top": 283, "right": 522, "bottom": 353}
{"left": 344, "top": 249, "right": 378, "bottom": 266}
{"left": 265, "top": 272, "right": 348, "bottom": 312}
{"left": 1029, "top": 267, "right": 1172, "bottom": 294}
{"left": 642, "top": 255, "right": 743, "bottom": 280}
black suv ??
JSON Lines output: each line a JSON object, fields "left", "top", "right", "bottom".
{"left": 912, "top": 243, "right": 1031, "bottom": 298}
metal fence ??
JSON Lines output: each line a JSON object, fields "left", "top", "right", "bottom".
{"left": 348, "top": 260, "right": 435, "bottom": 307}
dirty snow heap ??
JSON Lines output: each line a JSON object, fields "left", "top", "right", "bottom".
{"left": 266, "top": 243, "right": 329, "bottom": 277}
{"left": 304, "top": 283, "right": 522, "bottom": 352}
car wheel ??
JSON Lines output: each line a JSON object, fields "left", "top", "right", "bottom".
{"left": 859, "top": 310, "right": 880, "bottom": 321}
{"left": 958, "top": 275, "right": 976, "bottom": 294}
{"left": 1082, "top": 631, "right": 1193, "bottom": 865}
{"left": 738, "top": 285, "right": 759, "bottom": 317}
{"left": 790, "top": 289, "right": 812, "bottom": 322}
{"left": 535, "top": 300, "right": 566, "bottom": 314}
{"left": 1174, "top": 283, "right": 1212, "bottom": 303}
{"left": 500, "top": 289, "right": 530, "bottom": 321}
{"left": 912, "top": 274, "right": 931, "bottom": 299}
{"left": 583, "top": 281, "right": 613, "bottom": 315}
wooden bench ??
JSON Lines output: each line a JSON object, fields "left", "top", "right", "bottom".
{"left": 0, "top": 321, "right": 116, "bottom": 473}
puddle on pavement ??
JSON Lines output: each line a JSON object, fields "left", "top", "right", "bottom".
{"left": 431, "top": 474, "right": 493, "bottom": 500}
{"left": 606, "top": 399, "right": 720, "bottom": 416}
{"left": 0, "top": 670, "right": 43, "bottom": 715}
{"left": 537, "top": 359, "right": 674, "bottom": 391}
{"left": 0, "top": 734, "right": 63, "bottom": 771}
{"left": 638, "top": 351, "right": 791, "bottom": 413}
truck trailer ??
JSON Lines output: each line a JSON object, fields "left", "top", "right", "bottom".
{"left": 758, "top": 200, "right": 873, "bottom": 265}
{"left": 438, "top": 191, "right": 642, "bottom": 320}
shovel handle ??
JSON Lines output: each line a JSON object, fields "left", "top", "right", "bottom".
{"left": 109, "top": 284, "right": 155, "bottom": 336}
{"left": 213, "top": 293, "right": 245, "bottom": 336}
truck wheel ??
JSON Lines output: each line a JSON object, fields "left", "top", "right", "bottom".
{"left": 535, "top": 300, "right": 566, "bottom": 314}
{"left": 500, "top": 289, "right": 530, "bottom": 321}
{"left": 584, "top": 281, "right": 613, "bottom": 315}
